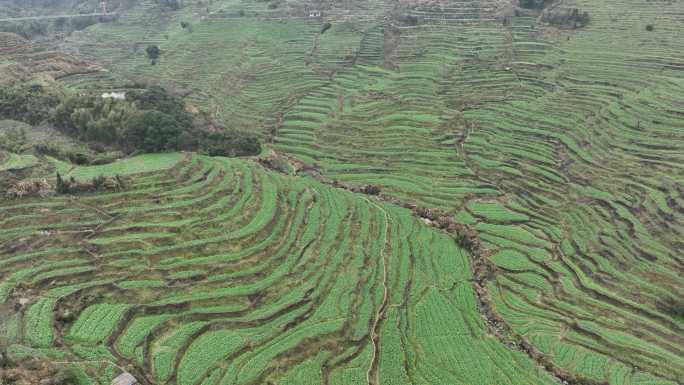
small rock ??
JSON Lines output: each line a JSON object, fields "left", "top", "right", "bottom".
{"left": 111, "top": 372, "right": 137, "bottom": 385}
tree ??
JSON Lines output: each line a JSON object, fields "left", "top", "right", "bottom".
{"left": 125, "top": 110, "right": 182, "bottom": 152}
{"left": 131, "top": 87, "right": 180, "bottom": 115}
{"left": 69, "top": 108, "right": 94, "bottom": 138}
{"left": 146, "top": 45, "right": 161, "bottom": 65}
{"left": 320, "top": 22, "right": 332, "bottom": 34}
{"left": 56, "top": 172, "right": 68, "bottom": 194}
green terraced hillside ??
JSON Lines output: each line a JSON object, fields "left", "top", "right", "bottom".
{"left": 1, "top": 0, "right": 683, "bottom": 384}
{"left": 1, "top": 154, "right": 555, "bottom": 385}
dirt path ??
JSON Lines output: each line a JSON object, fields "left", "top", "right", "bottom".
{"left": 363, "top": 198, "right": 390, "bottom": 385}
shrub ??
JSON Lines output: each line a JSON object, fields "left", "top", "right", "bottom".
{"left": 399, "top": 14, "right": 418, "bottom": 26}
{"left": 658, "top": 297, "right": 684, "bottom": 320}
{"left": 67, "top": 152, "right": 89, "bottom": 165}
{"left": 56, "top": 173, "right": 124, "bottom": 194}
{"left": 541, "top": 7, "right": 590, "bottom": 28}
{"left": 196, "top": 129, "right": 261, "bottom": 157}
{"left": 321, "top": 22, "right": 332, "bottom": 34}
{"left": 362, "top": 185, "right": 381, "bottom": 195}
{"left": 56, "top": 172, "right": 69, "bottom": 194}
{"left": 53, "top": 367, "right": 80, "bottom": 385}
{"left": 645, "top": 24, "right": 654, "bottom": 31}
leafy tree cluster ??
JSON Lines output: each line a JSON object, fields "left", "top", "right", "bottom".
{"left": 33, "top": 143, "right": 120, "bottom": 166}
{"left": 51, "top": 86, "right": 192, "bottom": 152}
{"left": 197, "top": 129, "right": 261, "bottom": 157}
{"left": 0, "top": 84, "right": 261, "bottom": 157}
{"left": 0, "top": 15, "right": 116, "bottom": 39}
{"left": 541, "top": 7, "right": 590, "bottom": 28}
{"left": 0, "top": 20, "right": 48, "bottom": 39}
{"left": 0, "top": 125, "right": 27, "bottom": 153}
{"left": 0, "top": 84, "right": 61, "bottom": 124}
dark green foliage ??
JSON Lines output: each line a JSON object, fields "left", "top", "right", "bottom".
{"left": 34, "top": 142, "right": 120, "bottom": 166}
{"left": 658, "top": 297, "right": 684, "bottom": 321}
{"left": 645, "top": 24, "right": 654, "bottom": 31}
{"left": 68, "top": 15, "right": 101, "bottom": 31}
{"left": 128, "top": 86, "right": 191, "bottom": 126}
{"left": 574, "top": 11, "right": 590, "bottom": 27}
{"left": 56, "top": 172, "right": 68, "bottom": 194}
{"left": 50, "top": 86, "right": 191, "bottom": 152}
{"left": 0, "top": 125, "right": 27, "bottom": 153}
{"left": 68, "top": 152, "right": 89, "bottom": 165}
{"left": 0, "top": 20, "right": 48, "bottom": 38}
{"left": 125, "top": 110, "right": 182, "bottom": 152}
{"left": 196, "top": 129, "right": 261, "bottom": 157}
{"left": 56, "top": 172, "right": 125, "bottom": 194}
{"left": 3, "top": 82, "right": 261, "bottom": 157}
{"left": 146, "top": 45, "right": 161, "bottom": 65}
{"left": 320, "top": 22, "right": 332, "bottom": 34}
{"left": 53, "top": 366, "right": 80, "bottom": 385}
{"left": 0, "top": 85, "right": 61, "bottom": 125}
{"left": 361, "top": 185, "right": 380, "bottom": 195}
{"left": 541, "top": 8, "right": 590, "bottom": 28}
{"left": 52, "top": 94, "right": 135, "bottom": 143}
{"left": 519, "top": 0, "right": 553, "bottom": 9}
{"left": 399, "top": 14, "right": 418, "bottom": 26}
{"left": 0, "top": 347, "right": 11, "bottom": 368}
{"left": 91, "top": 175, "right": 106, "bottom": 190}
{"left": 0, "top": 14, "right": 114, "bottom": 39}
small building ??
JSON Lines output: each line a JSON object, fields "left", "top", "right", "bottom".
{"left": 101, "top": 91, "right": 126, "bottom": 100}
{"left": 111, "top": 372, "right": 137, "bottom": 385}
{"left": 309, "top": 10, "right": 321, "bottom": 17}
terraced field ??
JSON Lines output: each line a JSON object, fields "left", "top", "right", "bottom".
{"left": 2, "top": 0, "right": 683, "bottom": 384}
{"left": 1, "top": 154, "right": 557, "bottom": 385}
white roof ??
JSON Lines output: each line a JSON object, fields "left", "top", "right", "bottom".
{"left": 101, "top": 92, "right": 126, "bottom": 100}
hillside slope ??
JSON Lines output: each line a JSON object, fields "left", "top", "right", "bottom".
{"left": 0, "top": 0, "right": 682, "bottom": 384}
{"left": 1, "top": 154, "right": 556, "bottom": 385}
